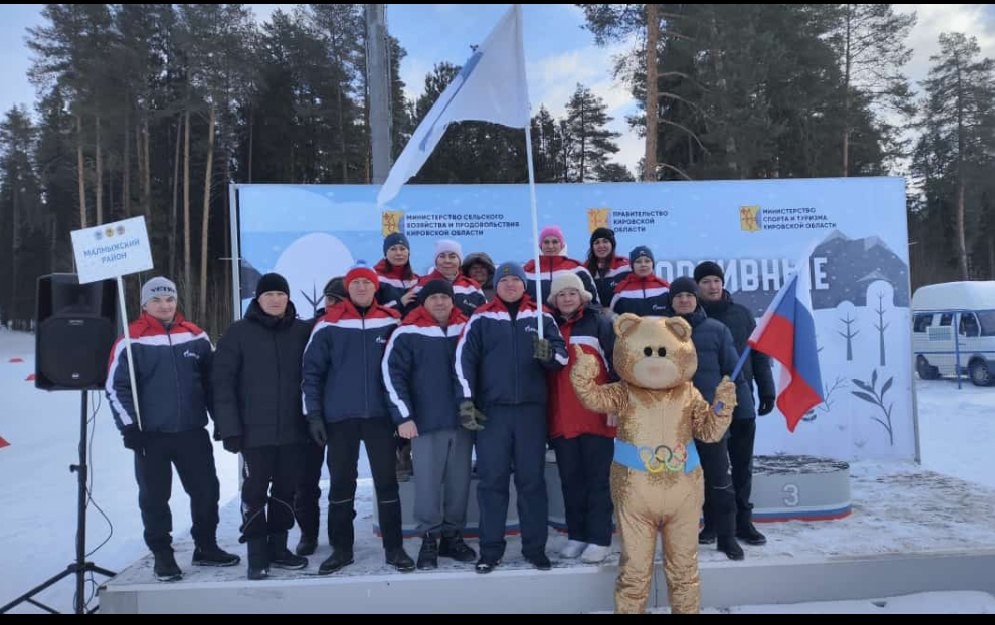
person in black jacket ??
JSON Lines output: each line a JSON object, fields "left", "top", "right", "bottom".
{"left": 213, "top": 272, "right": 312, "bottom": 580}
{"left": 695, "top": 261, "right": 776, "bottom": 546}
{"left": 106, "top": 276, "right": 239, "bottom": 582}
{"left": 302, "top": 262, "right": 416, "bottom": 575}
{"left": 294, "top": 276, "right": 347, "bottom": 557}
{"left": 667, "top": 276, "right": 744, "bottom": 561}
{"left": 384, "top": 280, "right": 477, "bottom": 570}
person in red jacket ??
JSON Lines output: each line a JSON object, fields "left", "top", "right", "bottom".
{"left": 546, "top": 273, "right": 617, "bottom": 564}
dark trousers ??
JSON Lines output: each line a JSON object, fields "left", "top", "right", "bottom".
{"left": 728, "top": 418, "right": 757, "bottom": 527}
{"left": 294, "top": 440, "right": 326, "bottom": 542}
{"left": 326, "top": 417, "right": 402, "bottom": 553}
{"left": 475, "top": 403, "right": 548, "bottom": 561}
{"left": 695, "top": 436, "right": 736, "bottom": 538}
{"left": 134, "top": 428, "right": 220, "bottom": 553}
{"left": 551, "top": 433, "right": 614, "bottom": 547}
{"left": 240, "top": 444, "right": 306, "bottom": 541}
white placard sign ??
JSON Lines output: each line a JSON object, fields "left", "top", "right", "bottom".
{"left": 70, "top": 216, "right": 154, "bottom": 283}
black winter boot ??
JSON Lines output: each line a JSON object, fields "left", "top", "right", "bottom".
{"left": 736, "top": 521, "right": 767, "bottom": 546}
{"left": 192, "top": 543, "right": 241, "bottom": 567}
{"left": 439, "top": 532, "right": 477, "bottom": 562}
{"left": 153, "top": 549, "right": 182, "bottom": 582}
{"left": 717, "top": 535, "right": 745, "bottom": 561}
{"left": 318, "top": 549, "right": 354, "bottom": 575}
{"left": 417, "top": 535, "right": 438, "bottom": 570}
{"left": 295, "top": 534, "right": 318, "bottom": 556}
{"left": 385, "top": 546, "right": 416, "bottom": 573}
{"left": 268, "top": 532, "right": 308, "bottom": 570}
{"left": 698, "top": 524, "right": 716, "bottom": 545}
{"left": 247, "top": 537, "right": 269, "bottom": 581}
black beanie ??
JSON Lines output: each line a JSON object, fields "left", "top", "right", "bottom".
{"left": 590, "top": 227, "right": 616, "bottom": 249}
{"left": 418, "top": 279, "right": 455, "bottom": 305}
{"left": 629, "top": 245, "right": 655, "bottom": 265}
{"left": 694, "top": 261, "right": 724, "bottom": 284}
{"left": 383, "top": 232, "right": 410, "bottom": 256}
{"left": 256, "top": 272, "right": 290, "bottom": 299}
{"left": 669, "top": 276, "right": 699, "bottom": 298}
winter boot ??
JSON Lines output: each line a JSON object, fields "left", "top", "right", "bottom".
{"left": 439, "top": 531, "right": 477, "bottom": 562}
{"left": 295, "top": 534, "right": 318, "bottom": 556}
{"left": 736, "top": 521, "right": 767, "bottom": 546}
{"left": 192, "top": 542, "right": 241, "bottom": 567}
{"left": 268, "top": 532, "right": 308, "bottom": 570}
{"left": 153, "top": 549, "right": 182, "bottom": 582}
{"left": 318, "top": 549, "right": 354, "bottom": 575}
{"left": 717, "top": 535, "right": 745, "bottom": 561}
{"left": 698, "top": 523, "right": 716, "bottom": 545}
{"left": 417, "top": 535, "right": 439, "bottom": 570}
{"left": 246, "top": 537, "right": 269, "bottom": 581}
{"left": 385, "top": 546, "right": 416, "bottom": 573}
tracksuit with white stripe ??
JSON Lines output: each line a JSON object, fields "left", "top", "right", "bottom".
{"left": 302, "top": 299, "right": 404, "bottom": 555}
{"left": 106, "top": 312, "right": 220, "bottom": 554}
{"left": 410, "top": 270, "right": 486, "bottom": 317}
{"left": 523, "top": 256, "right": 599, "bottom": 307}
{"left": 610, "top": 273, "right": 672, "bottom": 317}
{"left": 383, "top": 305, "right": 473, "bottom": 539}
{"left": 456, "top": 297, "right": 568, "bottom": 562}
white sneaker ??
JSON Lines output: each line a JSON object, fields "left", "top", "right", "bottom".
{"left": 580, "top": 543, "right": 609, "bottom": 564}
{"left": 559, "top": 540, "right": 587, "bottom": 559}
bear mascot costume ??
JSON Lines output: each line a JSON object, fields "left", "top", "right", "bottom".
{"left": 571, "top": 313, "right": 737, "bottom": 614}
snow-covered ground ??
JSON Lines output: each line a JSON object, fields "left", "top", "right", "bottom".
{"left": 1, "top": 329, "right": 994, "bottom": 613}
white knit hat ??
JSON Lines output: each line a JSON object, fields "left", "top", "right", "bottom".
{"left": 434, "top": 239, "right": 463, "bottom": 260}
{"left": 547, "top": 272, "right": 591, "bottom": 305}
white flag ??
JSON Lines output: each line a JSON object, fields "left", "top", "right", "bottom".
{"left": 377, "top": 4, "right": 529, "bottom": 206}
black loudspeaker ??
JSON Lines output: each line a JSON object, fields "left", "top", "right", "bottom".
{"left": 35, "top": 274, "right": 119, "bottom": 391}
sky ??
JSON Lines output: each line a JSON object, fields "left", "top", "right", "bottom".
{"left": 0, "top": 4, "right": 994, "bottom": 174}
{"left": 2, "top": 328, "right": 995, "bottom": 613}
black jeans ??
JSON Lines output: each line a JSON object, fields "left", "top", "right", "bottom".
{"left": 728, "top": 418, "right": 757, "bottom": 527}
{"left": 293, "top": 440, "right": 326, "bottom": 542}
{"left": 551, "top": 434, "right": 614, "bottom": 547}
{"left": 134, "top": 428, "right": 220, "bottom": 553}
{"left": 326, "top": 417, "right": 402, "bottom": 553}
{"left": 696, "top": 436, "right": 736, "bottom": 538}
{"left": 240, "top": 444, "right": 306, "bottom": 541}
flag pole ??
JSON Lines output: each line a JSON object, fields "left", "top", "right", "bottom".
{"left": 731, "top": 345, "right": 751, "bottom": 381}
{"left": 518, "top": 5, "right": 542, "bottom": 339}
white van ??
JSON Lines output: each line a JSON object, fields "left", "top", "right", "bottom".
{"left": 911, "top": 281, "right": 995, "bottom": 386}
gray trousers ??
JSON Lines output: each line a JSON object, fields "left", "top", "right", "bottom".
{"left": 411, "top": 427, "right": 474, "bottom": 536}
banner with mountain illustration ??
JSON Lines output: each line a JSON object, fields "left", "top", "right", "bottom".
{"left": 234, "top": 177, "right": 913, "bottom": 462}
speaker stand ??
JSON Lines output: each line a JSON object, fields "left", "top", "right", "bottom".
{"left": 0, "top": 392, "right": 116, "bottom": 614}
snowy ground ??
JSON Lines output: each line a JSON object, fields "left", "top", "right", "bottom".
{"left": 2, "top": 329, "right": 995, "bottom": 613}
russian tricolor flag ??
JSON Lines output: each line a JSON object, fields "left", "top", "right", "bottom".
{"left": 748, "top": 263, "right": 824, "bottom": 432}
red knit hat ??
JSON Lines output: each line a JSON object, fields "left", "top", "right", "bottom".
{"left": 345, "top": 261, "right": 379, "bottom": 289}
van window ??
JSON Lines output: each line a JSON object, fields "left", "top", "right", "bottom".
{"left": 913, "top": 313, "right": 933, "bottom": 333}
{"left": 959, "top": 314, "right": 980, "bottom": 337}
{"left": 978, "top": 311, "right": 995, "bottom": 337}
{"left": 939, "top": 313, "right": 953, "bottom": 327}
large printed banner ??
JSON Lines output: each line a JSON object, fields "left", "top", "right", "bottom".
{"left": 234, "top": 178, "right": 914, "bottom": 462}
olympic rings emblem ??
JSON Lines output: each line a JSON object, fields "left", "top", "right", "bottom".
{"left": 637, "top": 443, "right": 688, "bottom": 473}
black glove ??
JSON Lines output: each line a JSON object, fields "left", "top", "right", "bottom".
{"left": 758, "top": 396, "right": 776, "bottom": 416}
{"left": 222, "top": 436, "right": 242, "bottom": 454}
{"left": 308, "top": 419, "right": 327, "bottom": 446}
{"left": 122, "top": 425, "right": 143, "bottom": 453}
{"left": 459, "top": 400, "right": 487, "bottom": 431}
{"left": 533, "top": 336, "right": 553, "bottom": 363}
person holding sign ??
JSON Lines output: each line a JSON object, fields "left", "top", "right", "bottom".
{"left": 106, "top": 277, "right": 239, "bottom": 582}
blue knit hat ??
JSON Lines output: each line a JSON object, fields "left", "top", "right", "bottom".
{"left": 494, "top": 261, "right": 527, "bottom": 285}
{"left": 629, "top": 245, "right": 655, "bottom": 265}
{"left": 383, "top": 232, "right": 410, "bottom": 256}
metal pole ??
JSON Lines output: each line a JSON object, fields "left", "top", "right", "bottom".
{"left": 366, "top": 4, "right": 392, "bottom": 184}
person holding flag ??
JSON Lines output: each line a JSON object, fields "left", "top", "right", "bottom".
{"left": 695, "top": 261, "right": 775, "bottom": 547}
